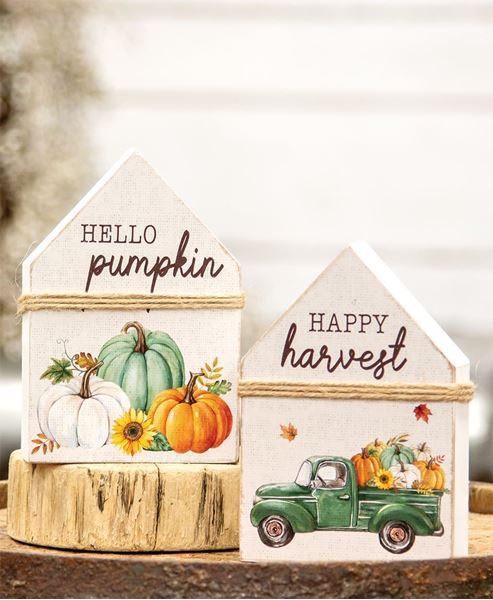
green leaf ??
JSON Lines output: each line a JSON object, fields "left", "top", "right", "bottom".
{"left": 40, "top": 357, "right": 74, "bottom": 384}
{"left": 144, "top": 431, "right": 172, "bottom": 452}
{"left": 208, "top": 379, "right": 232, "bottom": 395}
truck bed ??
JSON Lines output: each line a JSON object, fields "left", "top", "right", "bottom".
{"left": 356, "top": 487, "right": 443, "bottom": 530}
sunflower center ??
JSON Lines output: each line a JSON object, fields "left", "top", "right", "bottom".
{"left": 123, "top": 421, "right": 143, "bottom": 441}
{"left": 380, "top": 475, "right": 389, "bottom": 484}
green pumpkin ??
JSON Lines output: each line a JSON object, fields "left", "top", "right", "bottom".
{"left": 98, "top": 321, "right": 185, "bottom": 412}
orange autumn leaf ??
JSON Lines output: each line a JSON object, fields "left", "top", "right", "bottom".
{"left": 414, "top": 403, "right": 432, "bottom": 423}
{"left": 74, "top": 352, "right": 98, "bottom": 370}
{"left": 280, "top": 422, "right": 298, "bottom": 442}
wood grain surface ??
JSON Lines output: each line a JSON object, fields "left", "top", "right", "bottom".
{"left": 2, "top": 505, "right": 493, "bottom": 598}
{"left": 3, "top": 478, "right": 493, "bottom": 598}
{"left": 7, "top": 451, "right": 239, "bottom": 552}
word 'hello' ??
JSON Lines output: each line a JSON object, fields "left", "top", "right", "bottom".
{"left": 82, "top": 228, "right": 224, "bottom": 292}
{"left": 81, "top": 223, "right": 157, "bottom": 245}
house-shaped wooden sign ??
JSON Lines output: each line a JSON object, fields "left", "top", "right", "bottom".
{"left": 20, "top": 151, "right": 242, "bottom": 464}
{"left": 240, "top": 242, "right": 471, "bottom": 562}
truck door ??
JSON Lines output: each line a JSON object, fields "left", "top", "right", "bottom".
{"left": 312, "top": 461, "right": 352, "bottom": 528}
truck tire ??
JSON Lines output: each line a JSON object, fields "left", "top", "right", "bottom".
{"left": 379, "top": 520, "right": 415, "bottom": 554}
{"left": 258, "top": 516, "right": 294, "bottom": 548}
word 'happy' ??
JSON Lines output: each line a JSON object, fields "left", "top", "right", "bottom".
{"left": 309, "top": 312, "right": 388, "bottom": 334}
{"left": 81, "top": 226, "right": 224, "bottom": 292}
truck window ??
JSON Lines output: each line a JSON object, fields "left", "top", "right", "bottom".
{"left": 315, "top": 462, "right": 347, "bottom": 489}
{"left": 295, "top": 460, "right": 312, "bottom": 487}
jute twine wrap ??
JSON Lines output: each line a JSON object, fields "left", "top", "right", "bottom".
{"left": 238, "top": 380, "right": 474, "bottom": 402}
{"left": 17, "top": 293, "right": 245, "bottom": 315}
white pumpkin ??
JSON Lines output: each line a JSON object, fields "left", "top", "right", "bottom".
{"left": 412, "top": 441, "right": 433, "bottom": 463}
{"left": 390, "top": 462, "right": 421, "bottom": 489}
{"left": 38, "top": 362, "right": 130, "bottom": 449}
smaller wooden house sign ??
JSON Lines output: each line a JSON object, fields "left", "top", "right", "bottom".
{"left": 20, "top": 151, "right": 242, "bottom": 463}
{"left": 240, "top": 242, "right": 472, "bottom": 562}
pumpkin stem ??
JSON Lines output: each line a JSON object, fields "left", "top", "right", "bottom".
{"left": 122, "top": 321, "right": 147, "bottom": 353}
{"left": 80, "top": 361, "right": 104, "bottom": 399}
{"left": 183, "top": 371, "right": 202, "bottom": 405}
{"left": 398, "top": 458, "right": 405, "bottom": 472}
{"left": 427, "top": 457, "right": 435, "bottom": 469}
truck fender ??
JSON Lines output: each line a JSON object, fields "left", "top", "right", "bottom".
{"left": 250, "top": 500, "right": 316, "bottom": 533}
{"left": 368, "top": 503, "right": 435, "bottom": 536}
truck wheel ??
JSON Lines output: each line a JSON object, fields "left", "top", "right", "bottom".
{"left": 379, "top": 521, "right": 415, "bottom": 554}
{"left": 258, "top": 516, "right": 294, "bottom": 548}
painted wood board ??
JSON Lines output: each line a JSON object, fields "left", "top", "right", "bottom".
{"left": 240, "top": 242, "right": 469, "bottom": 561}
{"left": 21, "top": 150, "right": 241, "bottom": 463}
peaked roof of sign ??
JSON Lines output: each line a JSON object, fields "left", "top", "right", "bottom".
{"left": 243, "top": 241, "right": 469, "bottom": 373}
{"left": 22, "top": 149, "right": 240, "bottom": 271}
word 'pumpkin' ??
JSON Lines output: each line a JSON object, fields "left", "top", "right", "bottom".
{"left": 351, "top": 447, "right": 381, "bottom": 486}
{"left": 98, "top": 321, "right": 185, "bottom": 412}
{"left": 148, "top": 372, "right": 233, "bottom": 453}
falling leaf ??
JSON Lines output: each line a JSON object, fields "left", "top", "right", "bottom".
{"left": 40, "top": 357, "right": 74, "bottom": 384}
{"left": 31, "top": 445, "right": 40, "bottom": 454}
{"left": 435, "top": 454, "right": 445, "bottom": 464}
{"left": 414, "top": 403, "right": 432, "bottom": 423}
{"left": 280, "top": 422, "right": 298, "bottom": 442}
{"left": 74, "top": 352, "right": 99, "bottom": 370}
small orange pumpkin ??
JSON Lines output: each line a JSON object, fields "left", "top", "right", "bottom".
{"left": 148, "top": 372, "right": 233, "bottom": 453}
{"left": 414, "top": 458, "right": 445, "bottom": 490}
{"left": 351, "top": 447, "right": 381, "bottom": 486}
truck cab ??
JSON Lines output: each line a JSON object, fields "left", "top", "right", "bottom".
{"left": 251, "top": 456, "right": 443, "bottom": 554}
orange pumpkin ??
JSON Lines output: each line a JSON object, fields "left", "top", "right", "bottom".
{"left": 148, "top": 372, "right": 233, "bottom": 453}
{"left": 413, "top": 458, "right": 445, "bottom": 490}
{"left": 351, "top": 447, "right": 381, "bottom": 486}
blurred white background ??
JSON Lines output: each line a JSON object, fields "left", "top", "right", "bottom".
{"left": 1, "top": 0, "right": 492, "bottom": 479}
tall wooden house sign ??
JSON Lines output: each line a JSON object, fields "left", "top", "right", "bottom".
{"left": 20, "top": 151, "right": 242, "bottom": 464}
{"left": 240, "top": 242, "right": 472, "bottom": 561}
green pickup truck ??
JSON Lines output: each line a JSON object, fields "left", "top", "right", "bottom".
{"left": 251, "top": 456, "right": 444, "bottom": 554}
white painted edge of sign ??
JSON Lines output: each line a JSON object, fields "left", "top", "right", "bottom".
{"left": 350, "top": 241, "right": 469, "bottom": 382}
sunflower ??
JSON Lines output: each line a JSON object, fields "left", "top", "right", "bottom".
{"left": 112, "top": 408, "right": 157, "bottom": 456}
{"left": 373, "top": 468, "right": 395, "bottom": 490}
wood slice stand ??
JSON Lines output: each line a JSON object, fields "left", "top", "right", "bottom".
{"left": 7, "top": 451, "right": 239, "bottom": 552}
{"left": 3, "top": 457, "right": 493, "bottom": 598}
